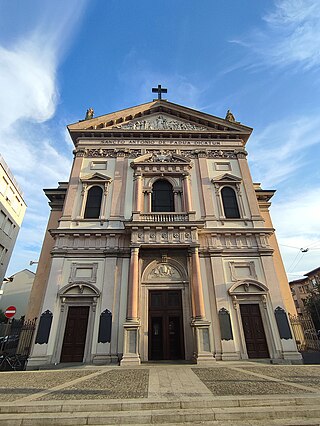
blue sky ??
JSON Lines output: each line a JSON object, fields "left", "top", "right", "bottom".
{"left": 1, "top": 0, "right": 319, "bottom": 280}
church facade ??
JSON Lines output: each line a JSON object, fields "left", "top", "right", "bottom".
{"left": 27, "top": 97, "right": 301, "bottom": 368}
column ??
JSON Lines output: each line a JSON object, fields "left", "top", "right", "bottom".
{"left": 121, "top": 247, "right": 141, "bottom": 366}
{"left": 99, "top": 182, "right": 110, "bottom": 220}
{"left": 190, "top": 248, "right": 215, "bottom": 363}
{"left": 173, "top": 190, "right": 181, "bottom": 212}
{"left": 183, "top": 174, "right": 193, "bottom": 212}
{"left": 79, "top": 183, "right": 88, "bottom": 218}
{"left": 127, "top": 247, "right": 139, "bottom": 320}
{"left": 146, "top": 190, "right": 152, "bottom": 212}
{"left": 191, "top": 247, "right": 205, "bottom": 319}
{"left": 134, "top": 174, "right": 143, "bottom": 212}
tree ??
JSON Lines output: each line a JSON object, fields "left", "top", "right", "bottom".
{"left": 0, "top": 310, "right": 6, "bottom": 323}
{"left": 305, "top": 283, "right": 320, "bottom": 330}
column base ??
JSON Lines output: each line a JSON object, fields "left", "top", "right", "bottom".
{"left": 120, "top": 354, "right": 141, "bottom": 366}
{"left": 221, "top": 351, "right": 241, "bottom": 361}
{"left": 120, "top": 320, "right": 141, "bottom": 366}
{"left": 282, "top": 350, "right": 303, "bottom": 364}
{"left": 92, "top": 355, "right": 119, "bottom": 365}
{"left": 191, "top": 318, "right": 215, "bottom": 364}
{"left": 26, "top": 356, "right": 51, "bottom": 370}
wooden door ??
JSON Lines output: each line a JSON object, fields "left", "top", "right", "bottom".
{"left": 149, "top": 290, "right": 184, "bottom": 360}
{"left": 240, "top": 304, "right": 269, "bottom": 358}
{"left": 60, "top": 306, "right": 89, "bottom": 362}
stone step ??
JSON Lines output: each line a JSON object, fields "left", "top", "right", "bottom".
{"left": 1, "top": 405, "right": 320, "bottom": 426}
{"left": 106, "top": 421, "right": 320, "bottom": 426}
{"left": 1, "top": 395, "right": 320, "bottom": 414}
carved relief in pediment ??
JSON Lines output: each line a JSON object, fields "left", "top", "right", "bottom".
{"left": 118, "top": 114, "right": 209, "bottom": 131}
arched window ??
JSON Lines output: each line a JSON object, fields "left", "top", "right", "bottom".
{"left": 152, "top": 180, "right": 174, "bottom": 212}
{"left": 84, "top": 186, "right": 103, "bottom": 218}
{"left": 221, "top": 187, "right": 240, "bottom": 218}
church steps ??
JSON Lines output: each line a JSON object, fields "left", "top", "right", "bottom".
{"left": 1, "top": 398, "right": 320, "bottom": 425}
{"left": 1, "top": 395, "right": 320, "bottom": 414}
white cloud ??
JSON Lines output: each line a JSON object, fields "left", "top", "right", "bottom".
{"left": 0, "top": 2, "right": 88, "bottom": 275}
{"left": 249, "top": 115, "right": 320, "bottom": 186}
{"left": 232, "top": 0, "right": 320, "bottom": 70}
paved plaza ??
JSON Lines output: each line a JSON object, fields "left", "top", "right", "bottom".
{"left": 0, "top": 362, "right": 320, "bottom": 402}
{"left": 1, "top": 362, "right": 320, "bottom": 425}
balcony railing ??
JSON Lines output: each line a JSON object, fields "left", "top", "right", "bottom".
{"left": 137, "top": 212, "right": 190, "bottom": 222}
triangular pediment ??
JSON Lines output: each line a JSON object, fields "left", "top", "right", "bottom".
{"left": 212, "top": 173, "right": 242, "bottom": 183}
{"left": 80, "top": 172, "right": 112, "bottom": 182}
{"left": 68, "top": 100, "right": 252, "bottom": 137}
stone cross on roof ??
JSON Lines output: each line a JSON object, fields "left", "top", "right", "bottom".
{"left": 152, "top": 84, "right": 167, "bottom": 100}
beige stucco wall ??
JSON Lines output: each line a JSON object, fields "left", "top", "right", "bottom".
{"left": 260, "top": 209, "right": 297, "bottom": 315}
{"left": 25, "top": 209, "right": 62, "bottom": 320}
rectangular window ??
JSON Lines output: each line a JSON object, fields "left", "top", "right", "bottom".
{"left": 0, "top": 245, "right": 7, "bottom": 262}
{"left": 0, "top": 177, "right": 8, "bottom": 195}
{"left": 12, "top": 196, "right": 21, "bottom": 214}
{"left": 0, "top": 210, "right": 5, "bottom": 227}
{"left": 6, "top": 187, "right": 14, "bottom": 203}
{"left": 3, "top": 218, "right": 13, "bottom": 235}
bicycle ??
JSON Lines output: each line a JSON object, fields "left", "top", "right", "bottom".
{"left": 0, "top": 353, "right": 27, "bottom": 371}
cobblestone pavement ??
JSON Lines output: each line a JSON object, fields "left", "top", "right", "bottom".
{"left": 0, "top": 363, "right": 320, "bottom": 402}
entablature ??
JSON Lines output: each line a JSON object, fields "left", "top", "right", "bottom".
{"left": 126, "top": 223, "right": 202, "bottom": 246}
{"left": 198, "top": 229, "right": 274, "bottom": 255}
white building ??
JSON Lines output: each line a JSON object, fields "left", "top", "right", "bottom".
{"left": 0, "top": 155, "right": 26, "bottom": 284}
{"left": 0, "top": 269, "right": 35, "bottom": 319}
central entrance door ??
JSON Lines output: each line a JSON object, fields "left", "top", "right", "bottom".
{"left": 60, "top": 306, "right": 89, "bottom": 362}
{"left": 240, "top": 303, "right": 269, "bottom": 358}
{"left": 149, "top": 290, "right": 184, "bottom": 360}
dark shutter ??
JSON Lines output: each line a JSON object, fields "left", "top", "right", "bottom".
{"left": 274, "top": 307, "right": 292, "bottom": 339}
{"left": 84, "top": 186, "right": 103, "bottom": 218}
{"left": 219, "top": 308, "right": 234, "bottom": 340}
{"left": 221, "top": 187, "right": 240, "bottom": 218}
{"left": 98, "top": 309, "right": 112, "bottom": 343}
{"left": 152, "top": 180, "right": 174, "bottom": 212}
{"left": 35, "top": 310, "right": 53, "bottom": 344}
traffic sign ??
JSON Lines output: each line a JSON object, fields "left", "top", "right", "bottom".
{"left": 4, "top": 306, "right": 16, "bottom": 319}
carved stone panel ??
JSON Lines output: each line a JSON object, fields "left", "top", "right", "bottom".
{"left": 119, "top": 114, "right": 209, "bottom": 131}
